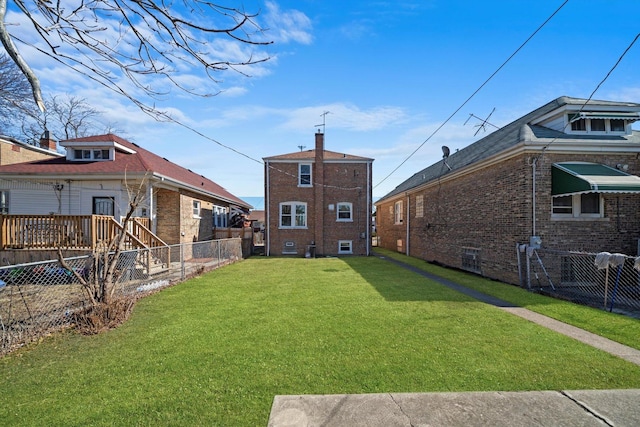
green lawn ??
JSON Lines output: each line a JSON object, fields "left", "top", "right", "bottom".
{"left": 2, "top": 255, "right": 640, "bottom": 426}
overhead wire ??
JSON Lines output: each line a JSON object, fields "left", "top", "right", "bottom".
{"left": 373, "top": 0, "right": 570, "bottom": 190}
{"left": 539, "top": 31, "right": 640, "bottom": 156}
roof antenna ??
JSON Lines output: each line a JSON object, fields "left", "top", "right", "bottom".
{"left": 442, "top": 146, "right": 452, "bottom": 171}
{"left": 297, "top": 145, "right": 306, "bottom": 151}
{"left": 464, "top": 108, "right": 498, "bottom": 136}
{"left": 315, "top": 111, "right": 330, "bottom": 134}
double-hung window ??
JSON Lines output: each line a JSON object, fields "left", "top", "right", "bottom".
{"left": 280, "top": 202, "right": 307, "bottom": 228}
{"left": 552, "top": 193, "right": 603, "bottom": 219}
{"left": 299, "top": 163, "right": 312, "bottom": 186}
{"left": 394, "top": 201, "right": 403, "bottom": 224}
{"left": 193, "top": 200, "right": 201, "bottom": 218}
{"left": 338, "top": 240, "right": 353, "bottom": 254}
{"left": 336, "top": 202, "right": 352, "bottom": 222}
{"left": 0, "top": 190, "right": 8, "bottom": 214}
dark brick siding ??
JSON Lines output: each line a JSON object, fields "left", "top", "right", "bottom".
{"left": 376, "top": 153, "right": 640, "bottom": 285}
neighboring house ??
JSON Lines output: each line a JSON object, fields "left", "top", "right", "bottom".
{"left": 264, "top": 131, "right": 374, "bottom": 257}
{"left": 0, "top": 133, "right": 251, "bottom": 247}
{"left": 375, "top": 96, "right": 640, "bottom": 285}
{"left": 0, "top": 134, "right": 62, "bottom": 166}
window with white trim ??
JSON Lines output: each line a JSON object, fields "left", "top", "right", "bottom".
{"left": 394, "top": 201, "right": 403, "bottom": 224}
{"left": 552, "top": 193, "right": 603, "bottom": 218}
{"left": 336, "top": 202, "right": 353, "bottom": 221}
{"left": 338, "top": 240, "right": 352, "bottom": 254}
{"left": 73, "top": 148, "right": 111, "bottom": 161}
{"left": 213, "top": 205, "right": 227, "bottom": 227}
{"left": 567, "top": 114, "right": 628, "bottom": 134}
{"left": 280, "top": 202, "right": 307, "bottom": 228}
{"left": 0, "top": 190, "right": 9, "bottom": 214}
{"left": 299, "top": 163, "right": 312, "bottom": 186}
{"left": 415, "top": 195, "right": 424, "bottom": 218}
{"left": 193, "top": 200, "right": 201, "bottom": 218}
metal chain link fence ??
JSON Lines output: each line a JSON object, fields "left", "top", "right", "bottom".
{"left": 0, "top": 238, "right": 243, "bottom": 355}
{"left": 517, "top": 245, "right": 640, "bottom": 317}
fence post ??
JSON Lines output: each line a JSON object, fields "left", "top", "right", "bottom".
{"left": 180, "top": 242, "right": 185, "bottom": 280}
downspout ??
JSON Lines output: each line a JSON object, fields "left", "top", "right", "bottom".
{"left": 366, "top": 162, "right": 371, "bottom": 256}
{"left": 532, "top": 157, "right": 537, "bottom": 237}
{"left": 265, "top": 160, "right": 270, "bottom": 256}
{"left": 148, "top": 182, "right": 155, "bottom": 234}
{"left": 405, "top": 193, "right": 410, "bottom": 256}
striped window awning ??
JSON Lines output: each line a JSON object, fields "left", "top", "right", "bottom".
{"left": 551, "top": 162, "right": 640, "bottom": 197}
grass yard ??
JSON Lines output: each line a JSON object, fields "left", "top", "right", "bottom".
{"left": 2, "top": 255, "right": 640, "bottom": 426}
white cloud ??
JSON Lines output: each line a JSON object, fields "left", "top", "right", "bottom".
{"left": 264, "top": 2, "right": 313, "bottom": 45}
{"left": 278, "top": 103, "right": 408, "bottom": 131}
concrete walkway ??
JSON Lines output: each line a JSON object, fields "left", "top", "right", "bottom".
{"left": 268, "top": 254, "right": 640, "bottom": 426}
{"left": 377, "top": 253, "right": 640, "bottom": 367}
{"left": 268, "top": 389, "right": 640, "bottom": 426}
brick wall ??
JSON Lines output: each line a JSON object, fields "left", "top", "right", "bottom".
{"left": 155, "top": 188, "right": 215, "bottom": 246}
{"left": 376, "top": 152, "right": 640, "bottom": 285}
{"left": 266, "top": 155, "right": 371, "bottom": 256}
{"left": 0, "top": 142, "right": 58, "bottom": 165}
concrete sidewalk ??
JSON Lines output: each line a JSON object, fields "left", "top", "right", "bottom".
{"left": 268, "top": 389, "right": 640, "bottom": 426}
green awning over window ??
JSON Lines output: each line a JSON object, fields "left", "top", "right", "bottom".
{"left": 552, "top": 162, "right": 640, "bottom": 197}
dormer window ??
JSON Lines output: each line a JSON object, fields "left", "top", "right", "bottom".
{"left": 570, "top": 117, "right": 586, "bottom": 131}
{"left": 567, "top": 112, "right": 635, "bottom": 134}
{"left": 73, "top": 149, "right": 111, "bottom": 161}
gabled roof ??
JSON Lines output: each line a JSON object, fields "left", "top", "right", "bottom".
{"left": 264, "top": 149, "right": 373, "bottom": 162}
{"left": 0, "top": 133, "right": 251, "bottom": 209}
{"left": 377, "top": 96, "right": 640, "bottom": 203}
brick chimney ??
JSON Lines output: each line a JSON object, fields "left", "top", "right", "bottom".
{"left": 314, "top": 131, "right": 324, "bottom": 255}
{"left": 39, "top": 130, "right": 57, "bottom": 151}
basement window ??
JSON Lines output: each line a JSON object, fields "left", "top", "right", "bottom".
{"left": 461, "top": 247, "right": 481, "bottom": 274}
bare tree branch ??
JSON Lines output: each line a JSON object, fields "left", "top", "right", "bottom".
{"left": 0, "top": 0, "right": 45, "bottom": 111}
{"left": 1, "top": 0, "right": 273, "bottom": 109}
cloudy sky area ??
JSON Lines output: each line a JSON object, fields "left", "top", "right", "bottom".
{"left": 6, "top": 1, "right": 640, "bottom": 204}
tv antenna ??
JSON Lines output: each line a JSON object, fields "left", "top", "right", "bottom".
{"left": 464, "top": 108, "right": 498, "bottom": 136}
{"left": 315, "top": 111, "right": 331, "bottom": 133}
{"left": 297, "top": 145, "right": 306, "bottom": 151}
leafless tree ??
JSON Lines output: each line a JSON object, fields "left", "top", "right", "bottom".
{"left": 0, "top": 1, "right": 272, "bottom": 117}
{"left": 20, "top": 94, "right": 108, "bottom": 144}
{"left": 58, "top": 177, "right": 147, "bottom": 332}
{"left": 0, "top": 52, "right": 37, "bottom": 132}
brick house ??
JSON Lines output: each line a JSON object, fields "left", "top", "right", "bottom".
{"left": 374, "top": 97, "right": 640, "bottom": 285}
{"left": 0, "top": 133, "right": 251, "bottom": 246}
{"left": 264, "top": 132, "right": 374, "bottom": 257}
{"left": 0, "top": 134, "right": 62, "bottom": 166}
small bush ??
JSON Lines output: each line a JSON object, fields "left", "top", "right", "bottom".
{"left": 73, "top": 297, "right": 137, "bottom": 335}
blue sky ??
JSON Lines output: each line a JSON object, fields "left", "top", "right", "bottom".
{"left": 8, "top": 0, "right": 640, "bottom": 202}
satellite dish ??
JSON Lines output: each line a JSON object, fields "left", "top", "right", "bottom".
{"left": 442, "top": 146, "right": 450, "bottom": 159}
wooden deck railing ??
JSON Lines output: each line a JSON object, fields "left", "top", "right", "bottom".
{"left": 0, "top": 214, "right": 162, "bottom": 251}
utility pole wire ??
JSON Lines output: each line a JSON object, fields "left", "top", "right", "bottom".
{"left": 374, "top": 0, "right": 570, "bottom": 190}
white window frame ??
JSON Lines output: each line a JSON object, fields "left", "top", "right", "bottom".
{"left": 415, "top": 194, "right": 424, "bottom": 218}
{"left": 336, "top": 202, "right": 353, "bottom": 222}
{"left": 213, "top": 205, "right": 227, "bottom": 227}
{"left": 0, "top": 190, "right": 9, "bottom": 214}
{"left": 567, "top": 114, "right": 628, "bottom": 135}
{"left": 394, "top": 200, "right": 403, "bottom": 225}
{"left": 279, "top": 201, "right": 307, "bottom": 229}
{"left": 551, "top": 193, "right": 604, "bottom": 219}
{"left": 73, "top": 148, "right": 112, "bottom": 161}
{"left": 298, "top": 163, "right": 312, "bottom": 187}
{"left": 338, "top": 240, "right": 353, "bottom": 254}
{"left": 193, "top": 200, "right": 201, "bottom": 218}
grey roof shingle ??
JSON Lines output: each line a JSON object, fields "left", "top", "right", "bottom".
{"left": 377, "top": 96, "right": 640, "bottom": 203}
